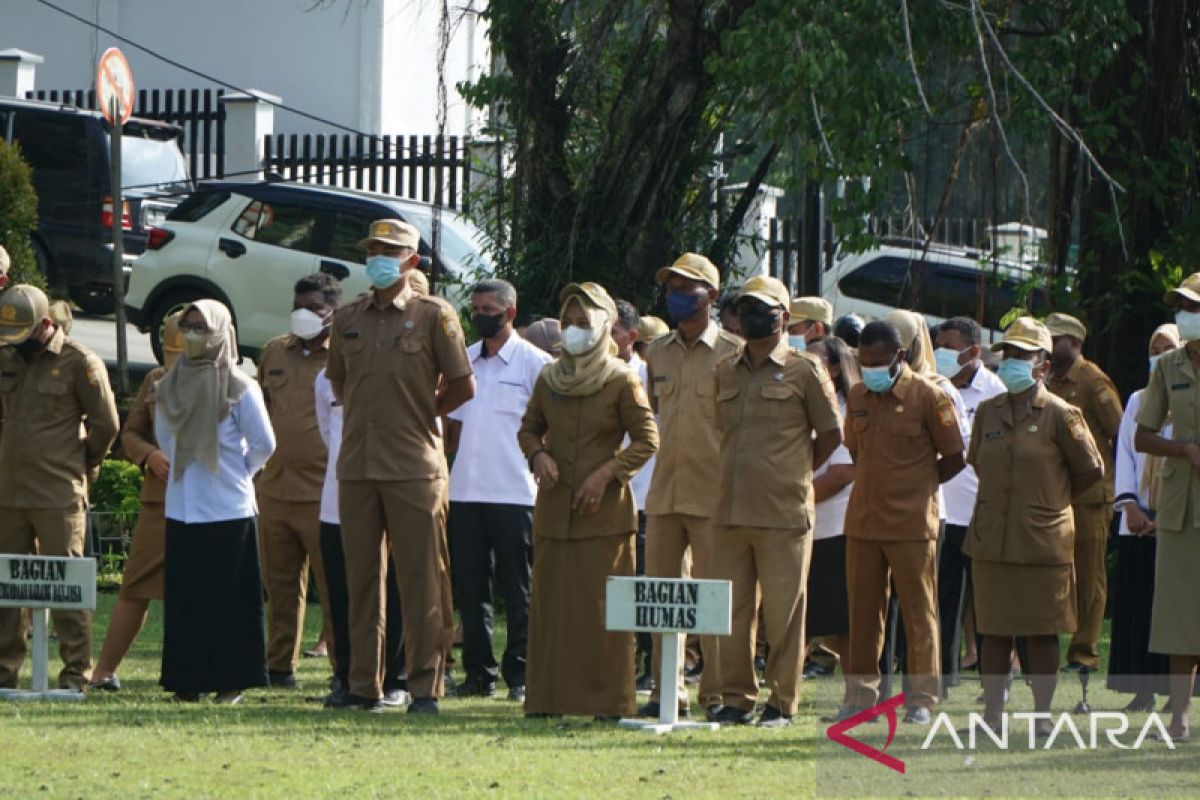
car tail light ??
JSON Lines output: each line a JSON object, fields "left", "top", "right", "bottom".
{"left": 102, "top": 196, "right": 132, "bottom": 230}
{"left": 146, "top": 227, "right": 175, "bottom": 250}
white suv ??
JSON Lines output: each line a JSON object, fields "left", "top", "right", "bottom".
{"left": 125, "top": 180, "right": 494, "bottom": 361}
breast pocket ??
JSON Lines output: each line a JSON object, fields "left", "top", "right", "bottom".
{"left": 715, "top": 384, "right": 740, "bottom": 429}
{"left": 263, "top": 370, "right": 288, "bottom": 391}
{"left": 1156, "top": 460, "right": 1189, "bottom": 531}
{"left": 37, "top": 375, "right": 72, "bottom": 414}
{"left": 758, "top": 383, "right": 801, "bottom": 423}
{"left": 397, "top": 334, "right": 429, "bottom": 356}
{"left": 339, "top": 332, "right": 366, "bottom": 357}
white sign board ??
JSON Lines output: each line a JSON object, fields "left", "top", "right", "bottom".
{"left": 605, "top": 577, "right": 731, "bottom": 636}
{"left": 0, "top": 555, "right": 96, "bottom": 611}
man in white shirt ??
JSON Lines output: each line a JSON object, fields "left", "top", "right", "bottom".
{"left": 933, "top": 316, "right": 1006, "bottom": 690}
{"left": 444, "top": 279, "right": 551, "bottom": 701}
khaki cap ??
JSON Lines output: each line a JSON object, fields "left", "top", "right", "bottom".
{"left": 0, "top": 284, "right": 50, "bottom": 344}
{"left": 991, "top": 316, "right": 1053, "bottom": 354}
{"left": 738, "top": 275, "right": 790, "bottom": 310}
{"left": 1043, "top": 312, "right": 1086, "bottom": 342}
{"left": 789, "top": 296, "right": 833, "bottom": 325}
{"left": 0, "top": 245, "right": 9, "bottom": 275}
{"left": 656, "top": 253, "right": 720, "bottom": 290}
{"left": 638, "top": 315, "right": 669, "bottom": 342}
{"left": 1165, "top": 273, "right": 1200, "bottom": 306}
{"left": 560, "top": 281, "right": 618, "bottom": 319}
{"left": 358, "top": 218, "right": 420, "bottom": 250}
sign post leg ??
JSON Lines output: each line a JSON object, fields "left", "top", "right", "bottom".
{"left": 109, "top": 100, "right": 129, "bottom": 397}
{"left": 30, "top": 608, "right": 49, "bottom": 693}
{"left": 659, "top": 631, "right": 681, "bottom": 727}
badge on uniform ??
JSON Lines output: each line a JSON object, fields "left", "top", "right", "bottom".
{"left": 440, "top": 310, "right": 460, "bottom": 338}
{"left": 1027, "top": 424, "right": 1039, "bottom": 433}
{"left": 774, "top": 372, "right": 784, "bottom": 382}
{"left": 1069, "top": 418, "right": 1088, "bottom": 441}
{"left": 895, "top": 405, "right": 905, "bottom": 414}
{"left": 404, "top": 320, "right": 415, "bottom": 330}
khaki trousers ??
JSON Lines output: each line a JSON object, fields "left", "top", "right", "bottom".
{"left": 258, "top": 497, "right": 330, "bottom": 673}
{"left": 1066, "top": 502, "right": 1112, "bottom": 668}
{"left": 712, "top": 525, "right": 812, "bottom": 716}
{"left": 645, "top": 513, "right": 721, "bottom": 708}
{"left": 844, "top": 537, "right": 941, "bottom": 710}
{"left": 339, "top": 478, "right": 453, "bottom": 700}
{"left": 0, "top": 505, "right": 90, "bottom": 688}
{"left": 809, "top": 634, "right": 850, "bottom": 672}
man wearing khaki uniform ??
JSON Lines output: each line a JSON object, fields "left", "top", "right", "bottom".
{"left": 639, "top": 253, "right": 742, "bottom": 719}
{"left": 710, "top": 276, "right": 843, "bottom": 727}
{"left": 0, "top": 285, "right": 119, "bottom": 691}
{"left": 1044, "top": 312, "right": 1122, "bottom": 673}
{"left": 256, "top": 273, "right": 342, "bottom": 687}
{"left": 327, "top": 220, "right": 475, "bottom": 713}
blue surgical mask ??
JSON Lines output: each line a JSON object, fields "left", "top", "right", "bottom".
{"left": 365, "top": 255, "right": 402, "bottom": 289}
{"left": 665, "top": 291, "right": 702, "bottom": 322}
{"left": 788, "top": 335, "right": 807, "bottom": 351}
{"left": 1149, "top": 354, "right": 1162, "bottom": 374}
{"left": 997, "top": 356, "right": 1037, "bottom": 394}
{"left": 861, "top": 356, "right": 898, "bottom": 393}
{"left": 1177, "top": 310, "right": 1200, "bottom": 342}
{"left": 934, "top": 347, "right": 966, "bottom": 379}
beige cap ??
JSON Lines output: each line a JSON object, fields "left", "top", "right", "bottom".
{"left": 0, "top": 245, "right": 9, "bottom": 275}
{"left": 358, "top": 219, "right": 420, "bottom": 250}
{"left": 789, "top": 296, "right": 833, "bottom": 325}
{"left": 0, "top": 284, "right": 50, "bottom": 344}
{"left": 560, "top": 281, "right": 618, "bottom": 319}
{"left": 523, "top": 318, "right": 561, "bottom": 356}
{"left": 638, "top": 315, "right": 669, "bottom": 342}
{"left": 738, "top": 275, "right": 790, "bottom": 310}
{"left": 1165, "top": 273, "right": 1200, "bottom": 307}
{"left": 991, "top": 316, "right": 1053, "bottom": 354}
{"left": 1043, "top": 312, "right": 1086, "bottom": 342}
{"left": 655, "top": 253, "right": 720, "bottom": 290}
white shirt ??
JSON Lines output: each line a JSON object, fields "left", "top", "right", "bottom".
{"left": 155, "top": 381, "right": 276, "bottom": 524}
{"left": 814, "top": 433, "right": 854, "bottom": 540}
{"left": 941, "top": 364, "right": 1006, "bottom": 526}
{"left": 314, "top": 368, "right": 343, "bottom": 525}
{"left": 1114, "top": 390, "right": 1172, "bottom": 536}
{"left": 447, "top": 333, "right": 551, "bottom": 506}
{"left": 627, "top": 353, "right": 657, "bottom": 512}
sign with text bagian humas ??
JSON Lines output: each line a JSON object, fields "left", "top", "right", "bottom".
{"left": 0, "top": 555, "right": 96, "bottom": 611}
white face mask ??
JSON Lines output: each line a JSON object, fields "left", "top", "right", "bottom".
{"left": 182, "top": 330, "right": 215, "bottom": 360}
{"left": 561, "top": 325, "right": 600, "bottom": 355}
{"left": 1176, "top": 310, "right": 1200, "bottom": 342}
{"left": 290, "top": 308, "right": 328, "bottom": 340}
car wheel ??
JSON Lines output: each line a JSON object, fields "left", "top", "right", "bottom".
{"left": 149, "top": 290, "right": 208, "bottom": 365}
{"left": 69, "top": 285, "right": 117, "bottom": 317}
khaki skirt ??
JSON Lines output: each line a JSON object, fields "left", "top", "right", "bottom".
{"left": 1150, "top": 528, "right": 1200, "bottom": 655}
{"left": 118, "top": 501, "right": 166, "bottom": 601}
{"left": 972, "top": 559, "right": 1076, "bottom": 637}
{"left": 525, "top": 533, "right": 636, "bottom": 717}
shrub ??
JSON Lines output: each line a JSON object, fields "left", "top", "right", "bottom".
{"left": 90, "top": 459, "right": 143, "bottom": 518}
{"left": 0, "top": 138, "right": 43, "bottom": 288}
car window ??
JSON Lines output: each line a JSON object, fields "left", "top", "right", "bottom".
{"left": 11, "top": 111, "right": 90, "bottom": 172}
{"left": 838, "top": 256, "right": 907, "bottom": 306}
{"left": 318, "top": 208, "right": 379, "bottom": 263}
{"left": 233, "top": 199, "right": 318, "bottom": 251}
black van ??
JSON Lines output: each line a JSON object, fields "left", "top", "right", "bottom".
{"left": 0, "top": 97, "right": 191, "bottom": 313}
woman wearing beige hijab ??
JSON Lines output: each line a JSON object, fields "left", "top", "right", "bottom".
{"left": 518, "top": 283, "right": 658, "bottom": 719}
{"left": 156, "top": 300, "right": 276, "bottom": 704}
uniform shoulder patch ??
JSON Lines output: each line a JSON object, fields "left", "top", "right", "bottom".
{"left": 438, "top": 308, "right": 461, "bottom": 339}
{"left": 1065, "top": 408, "right": 1089, "bottom": 441}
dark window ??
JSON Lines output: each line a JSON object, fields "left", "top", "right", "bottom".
{"left": 11, "top": 111, "right": 90, "bottom": 172}
{"left": 232, "top": 199, "right": 318, "bottom": 252}
{"left": 316, "top": 208, "right": 379, "bottom": 263}
{"left": 838, "top": 256, "right": 908, "bottom": 306}
{"left": 168, "top": 190, "right": 230, "bottom": 222}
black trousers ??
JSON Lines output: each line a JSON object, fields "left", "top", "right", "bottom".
{"left": 937, "top": 523, "right": 970, "bottom": 688}
{"left": 448, "top": 502, "right": 533, "bottom": 687}
{"left": 319, "top": 522, "right": 405, "bottom": 692}
{"left": 634, "top": 511, "right": 651, "bottom": 673}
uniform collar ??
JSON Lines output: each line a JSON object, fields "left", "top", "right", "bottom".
{"left": 474, "top": 333, "right": 520, "bottom": 364}
{"left": 887, "top": 363, "right": 915, "bottom": 400}
{"left": 1054, "top": 355, "right": 1085, "bottom": 385}
{"left": 666, "top": 320, "right": 720, "bottom": 350}
{"left": 739, "top": 337, "right": 790, "bottom": 368}
{"left": 369, "top": 284, "right": 412, "bottom": 311}
{"left": 285, "top": 333, "right": 329, "bottom": 352}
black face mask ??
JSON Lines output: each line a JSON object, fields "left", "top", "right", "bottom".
{"left": 738, "top": 307, "right": 779, "bottom": 341}
{"left": 473, "top": 312, "right": 506, "bottom": 339}
{"left": 15, "top": 337, "right": 44, "bottom": 360}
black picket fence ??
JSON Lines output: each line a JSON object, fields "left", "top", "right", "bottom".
{"left": 262, "top": 133, "right": 471, "bottom": 211}
{"left": 26, "top": 87, "right": 226, "bottom": 180}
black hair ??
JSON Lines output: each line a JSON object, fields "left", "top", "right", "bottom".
{"left": 937, "top": 316, "right": 981, "bottom": 347}
{"left": 858, "top": 320, "right": 902, "bottom": 351}
{"left": 294, "top": 272, "right": 342, "bottom": 307}
{"left": 614, "top": 299, "right": 641, "bottom": 333}
{"left": 809, "top": 335, "right": 860, "bottom": 398}
{"left": 832, "top": 314, "right": 864, "bottom": 348}
{"left": 717, "top": 288, "right": 742, "bottom": 316}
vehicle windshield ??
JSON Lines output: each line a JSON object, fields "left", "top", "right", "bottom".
{"left": 406, "top": 212, "right": 497, "bottom": 276}
{"left": 112, "top": 132, "right": 191, "bottom": 194}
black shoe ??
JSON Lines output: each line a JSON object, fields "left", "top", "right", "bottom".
{"left": 507, "top": 685, "right": 526, "bottom": 702}
{"left": 758, "top": 705, "right": 793, "bottom": 728}
{"left": 325, "top": 692, "right": 382, "bottom": 711}
{"left": 592, "top": 715, "right": 620, "bottom": 723}
{"left": 451, "top": 678, "right": 496, "bottom": 698}
{"left": 1124, "top": 693, "right": 1156, "bottom": 713}
{"left": 803, "top": 662, "right": 833, "bottom": 680}
{"left": 903, "top": 706, "right": 932, "bottom": 725}
{"left": 170, "top": 692, "right": 203, "bottom": 703}
{"left": 1062, "top": 661, "right": 1092, "bottom": 674}
{"left": 711, "top": 705, "right": 754, "bottom": 725}
{"left": 705, "top": 704, "right": 723, "bottom": 722}
{"left": 86, "top": 675, "right": 121, "bottom": 692}
{"left": 408, "top": 697, "right": 440, "bottom": 714}
{"left": 638, "top": 701, "right": 690, "bottom": 719}
{"left": 268, "top": 671, "right": 297, "bottom": 689}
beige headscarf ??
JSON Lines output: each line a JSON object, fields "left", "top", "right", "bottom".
{"left": 887, "top": 309, "right": 937, "bottom": 376}
{"left": 541, "top": 284, "right": 627, "bottom": 397}
{"left": 1141, "top": 323, "right": 1182, "bottom": 510}
{"left": 161, "top": 309, "right": 184, "bottom": 370}
{"left": 156, "top": 300, "right": 253, "bottom": 481}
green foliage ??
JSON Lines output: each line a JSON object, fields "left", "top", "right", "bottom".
{"left": 89, "top": 459, "right": 143, "bottom": 518}
{"left": 0, "top": 139, "right": 43, "bottom": 288}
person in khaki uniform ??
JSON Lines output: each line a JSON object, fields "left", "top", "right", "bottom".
{"left": 517, "top": 282, "right": 658, "bottom": 719}
{"left": 89, "top": 312, "right": 185, "bottom": 691}
{"left": 256, "top": 273, "right": 342, "bottom": 687}
{"left": 1044, "top": 312, "right": 1123, "bottom": 673}
{"left": 707, "top": 275, "right": 843, "bottom": 728}
{"left": 637, "top": 253, "right": 741, "bottom": 720}
{"left": 786, "top": 296, "right": 833, "bottom": 349}
{"left": 833, "top": 319, "right": 965, "bottom": 725}
{"left": 1134, "top": 272, "right": 1200, "bottom": 743}
{"left": 0, "top": 285, "right": 120, "bottom": 691}
{"left": 965, "top": 317, "right": 1103, "bottom": 734}
{"left": 327, "top": 220, "right": 475, "bottom": 713}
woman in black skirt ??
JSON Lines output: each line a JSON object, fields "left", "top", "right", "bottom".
{"left": 155, "top": 300, "right": 276, "bottom": 704}
{"left": 802, "top": 336, "right": 859, "bottom": 675}
{"left": 1107, "top": 323, "right": 1181, "bottom": 711}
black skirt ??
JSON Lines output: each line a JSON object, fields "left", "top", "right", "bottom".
{"left": 1107, "top": 535, "right": 1170, "bottom": 695}
{"left": 161, "top": 517, "right": 269, "bottom": 694}
{"left": 806, "top": 535, "right": 850, "bottom": 638}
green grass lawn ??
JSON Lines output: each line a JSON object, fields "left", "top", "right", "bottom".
{"left": 1, "top": 593, "right": 1195, "bottom": 799}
